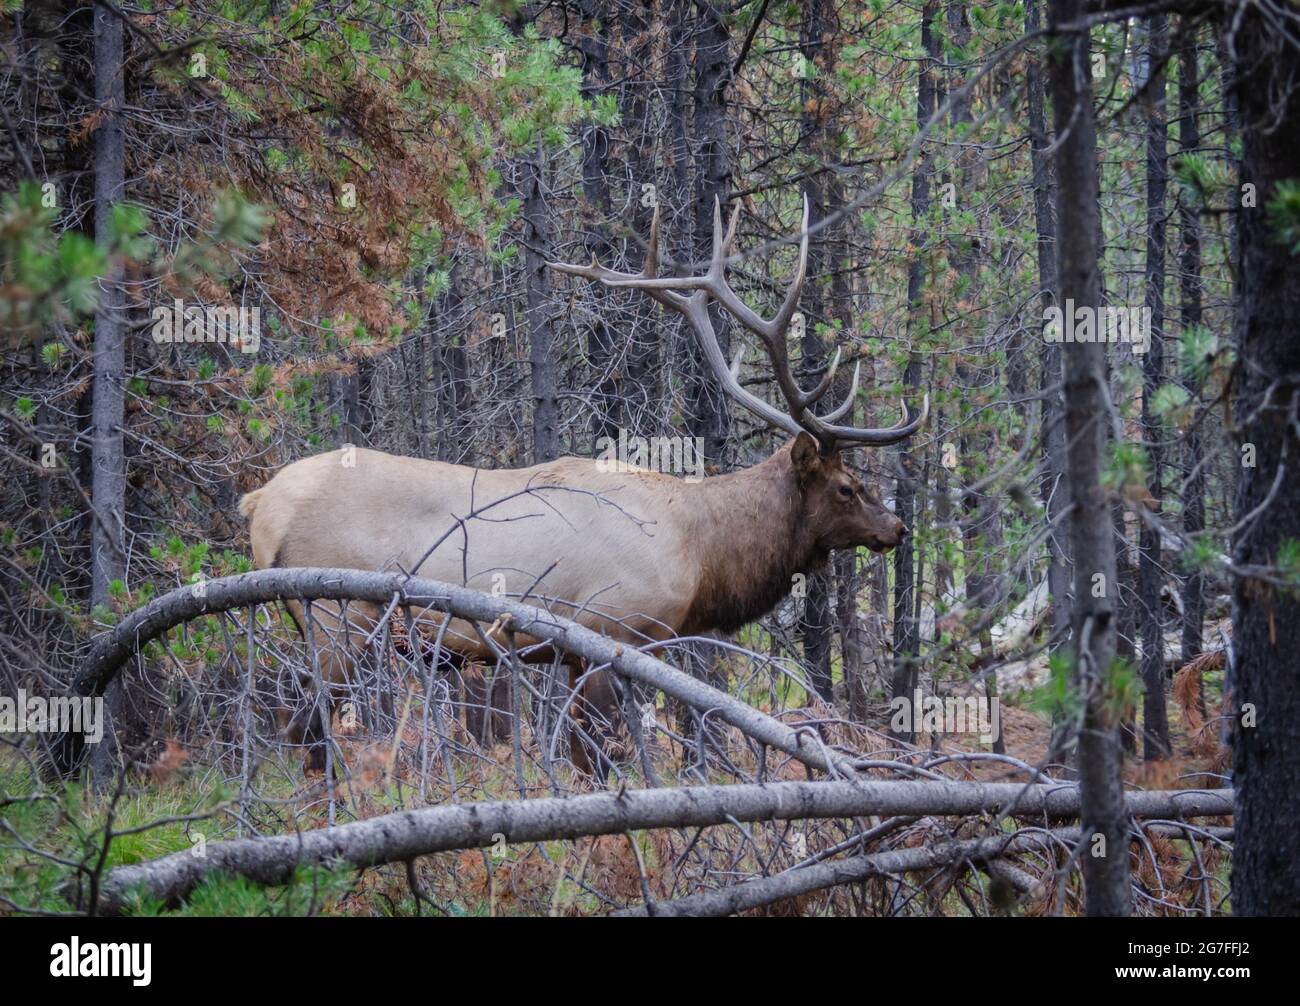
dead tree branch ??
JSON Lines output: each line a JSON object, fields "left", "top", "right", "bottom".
{"left": 84, "top": 778, "right": 1230, "bottom": 915}
{"left": 56, "top": 567, "right": 861, "bottom": 779}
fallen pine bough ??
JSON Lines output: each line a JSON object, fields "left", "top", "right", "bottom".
{"left": 81, "top": 779, "right": 1231, "bottom": 915}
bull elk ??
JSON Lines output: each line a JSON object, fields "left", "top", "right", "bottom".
{"left": 240, "top": 196, "right": 927, "bottom": 774}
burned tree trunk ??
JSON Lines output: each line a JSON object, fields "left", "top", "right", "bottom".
{"left": 522, "top": 153, "right": 560, "bottom": 463}
{"left": 620, "top": 0, "right": 660, "bottom": 422}
{"left": 1228, "top": 5, "right": 1300, "bottom": 917}
{"left": 578, "top": 0, "right": 619, "bottom": 446}
{"left": 1139, "top": 13, "right": 1171, "bottom": 760}
{"left": 686, "top": 1, "right": 733, "bottom": 469}
{"left": 1178, "top": 23, "right": 1207, "bottom": 667}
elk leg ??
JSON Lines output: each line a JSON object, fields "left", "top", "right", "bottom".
{"left": 293, "top": 702, "right": 329, "bottom": 774}
{"left": 280, "top": 597, "right": 378, "bottom": 775}
{"left": 567, "top": 663, "right": 620, "bottom": 780}
{"left": 461, "top": 662, "right": 493, "bottom": 746}
{"left": 460, "top": 657, "right": 515, "bottom": 747}
{"left": 433, "top": 649, "right": 490, "bottom": 747}
{"left": 490, "top": 670, "right": 512, "bottom": 741}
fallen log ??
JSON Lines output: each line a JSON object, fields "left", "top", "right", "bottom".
{"left": 621, "top": 821, "right": 1235, "bottom": 917}
{"left": 84, "top": 779, "right": 1231, "bottom": 915}
{"left": 617, "top": 831, "right": 1070, "bottom": 917}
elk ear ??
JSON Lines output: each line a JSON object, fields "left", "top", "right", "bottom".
{"left": 791, "top": 432, "right": 822, "bottom": 486}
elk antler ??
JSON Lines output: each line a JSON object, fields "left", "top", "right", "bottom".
{"left": 548, "top": 194, "right": 928, "bottom": 452}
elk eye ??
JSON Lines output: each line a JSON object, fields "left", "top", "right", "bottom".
{"left": 838, "top": 484, "right": 853, "bottom": 499}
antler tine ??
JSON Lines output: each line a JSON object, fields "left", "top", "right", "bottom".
{"left": 816, "top": 358, "right": 858, "bottom": 422}
{"left": 728, "top": 340, "right": 747, "bottom": 380}
{"left": 694, "top": 194, "right": 808, "bottom": 344}
{"left": 827, "top": 392, "right": 930, "bottom": 449}
{"left": 645, "top": 203, "right": 661, "bottom": 279}
{"left": 710, "top": 195, "right": 726, "bottom": 267}
{"left": 721, "top": 198, "right": 742, "bottom": 258}
{"left": 547, "top": 204, "right": 683, "bottom": 307}
{"left": 771, "top": 192, "right": 810, "bottom": 335}
{"left": 800, "top": 345, "right": 842, "bottom": 408}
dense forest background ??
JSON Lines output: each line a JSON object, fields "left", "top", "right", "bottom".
{"left": 1, "top": 0, "right": 1298, "bottom": 917}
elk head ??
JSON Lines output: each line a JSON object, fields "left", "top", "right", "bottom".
{"left": 789, "top": 432, "right": 908, "bottom": 553}
{"left": 550, "top": 194, "right": 926, "bottom": 560}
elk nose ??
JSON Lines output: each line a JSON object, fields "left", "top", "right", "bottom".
{"left": 898, "top": 523, "right": 909, "bottom": 539}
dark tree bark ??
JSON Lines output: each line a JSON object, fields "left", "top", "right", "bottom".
{"left": 890, "top": 0, "right": 937, "bottom": 741}
{"left": 88, "top": 0, "right": 127, "bottom": 782}
{"left": 686, "top": 0, "right": 733, "bottom": 468}
{"left": 797, "top": 0, "right": 834, "bottom": 702}
{"left": 1046, "top": 0, "right": 1129, "bottom": 916}
{"left": 402, "top": 312, "right": 432, "bottom": 458}
{"left": 665, "top": 0, "right": 692, "bottom": 221}
{"left": 1228, "top": 7, "right": 1300, "bottom": 918}
{"left": 333, "top": 356, "right": 373, "bottom": 449}
{"left": 620, "top": 0, "right": 660, "bottom": 423}
{"left": 578, "top": 0, "right": 619, "bottom": 446}
{"left": 431, "top": 263, "right": 473, "bottom": 464}
{"left": 1026, "top": 0, "right": 1071, "bottom": 665}
{"left": 522, "top": 153, "right": 561, "bottom": 463}
{"left": 947, "top": 0, "right": 1004, "bottom": 754}
{"left": 1178, "top": 22, "right": 1206, "bottom": 667}
{"left": 1138, "top": 13, "right": 1171, "bottom": 760}
{"left": 89, "top": 2, "right": 125, "bottom": 609}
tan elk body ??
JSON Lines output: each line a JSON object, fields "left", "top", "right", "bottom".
{"left": 242, "top": 436, "right": 906, "bottom": 646}
{"left": 241, "top": 197, "right": 926, "bottom": 771}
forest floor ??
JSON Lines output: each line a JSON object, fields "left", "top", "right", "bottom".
{"left": 0, "top": 631, "right": 1231, "bottom": 916}
{"left": 926, "top": 669, "right": 1230, "bottom": 792}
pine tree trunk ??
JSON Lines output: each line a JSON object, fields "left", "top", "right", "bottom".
{"left": 686, "top": 1, "right": 732, "bottom": 468}
{"left": 89, "top": 2, "right": 126, "bottom": 610}
{"left": 1047, "top": 0, "right": 1129, "bottom": 916}
{"left": 88, "top": 0, "right": 127, "bottom": 783}
{"left": 579, "top": 0, "right": 619, "bottom": 446}
{"left": 1228, "top": 6, "right": 1300, "bottom": 917}
{"left": 1026, "top": 0, "right": 1072, "bottom": 671}
{"left": 522, "top": 153, "right": 560, "bottom": 463}
{"left": 1178, "top": 22, "right": 1207, "bottom": 667}
{"left": 621, "top": 0, "right": 659, "bottom": 421}
{"left": 890, "top": 1, "right": 937, "bottom": 740}
{"left": 1138, "top": 13, "right": 1171, "bottom": 760}
{"left": 797, "top": 0, "right": 835, "bottom": 702}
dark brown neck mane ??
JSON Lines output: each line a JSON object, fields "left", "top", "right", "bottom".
{"left": 679, "top": 442, "right": 823, "bottom": 635}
